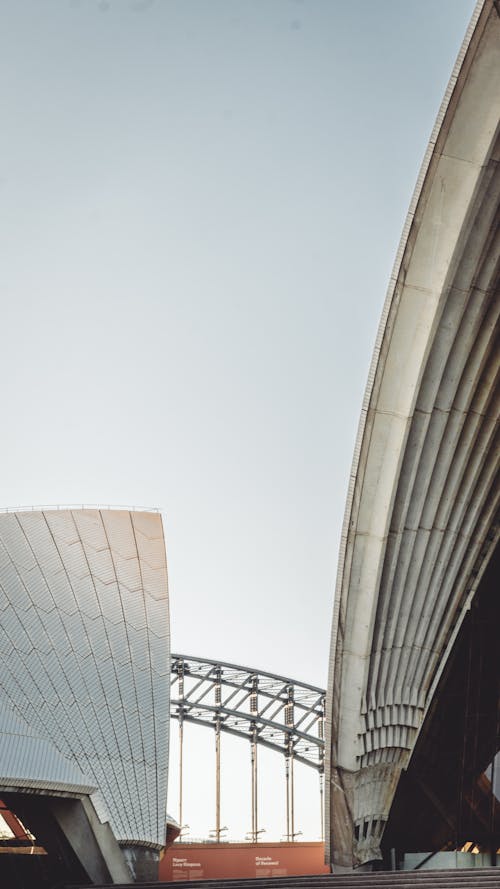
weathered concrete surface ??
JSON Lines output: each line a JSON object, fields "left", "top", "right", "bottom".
{"left": 121, "top": 844, "right": 160, "bottom": 882}
{"left": 51, "top": 796, "right": 133, "bottom": 884}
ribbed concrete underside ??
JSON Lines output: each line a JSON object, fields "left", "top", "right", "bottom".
{"left": 326, "top": 0, "right": 500, "bottom": 869}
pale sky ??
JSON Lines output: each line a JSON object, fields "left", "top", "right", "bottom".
{"left": 0, "top": 0, "right": 476, "bottom": 843}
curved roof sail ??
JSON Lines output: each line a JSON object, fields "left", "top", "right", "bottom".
{"left": 0, "top": 508, "right": 170, "bottom": 849}
{"left": 326, "top": 0, "right": 500, "bottom": 868}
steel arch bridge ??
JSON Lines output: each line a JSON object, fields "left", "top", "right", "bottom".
{"left": 170, "top": 654, "right": 326, "bottom": 842}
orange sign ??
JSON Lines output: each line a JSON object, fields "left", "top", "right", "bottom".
{"left": 160, "top": 841, "right": 329, "bottom": 882}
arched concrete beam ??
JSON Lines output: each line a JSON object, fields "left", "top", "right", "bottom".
{"left": 326, "top": 0, "right": 500, "bottom": 869}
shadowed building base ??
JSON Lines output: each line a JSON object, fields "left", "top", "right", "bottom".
{"left": 1, "top": 791, "right": 132, "bottom": 887}
{"left": 121, "top": 845, "right": 160, "bottom": 882}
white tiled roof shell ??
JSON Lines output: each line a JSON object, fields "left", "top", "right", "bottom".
{"left": 0, "top": 509, "right": 170, "bottom": 848}
{"left": 0, "top": 697, "right": 96, "bottom": 795}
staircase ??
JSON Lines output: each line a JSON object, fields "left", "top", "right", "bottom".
{"left": 82, "top": 867, "right": 500, "bottom": 888}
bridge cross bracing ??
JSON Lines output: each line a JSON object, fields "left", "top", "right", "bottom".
{"left": 170, "top": 654, "right": 326, "bottom": 842}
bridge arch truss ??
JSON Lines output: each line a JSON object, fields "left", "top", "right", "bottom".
{"left": 170, "top": 654, "right": 326, "bottom": 842}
